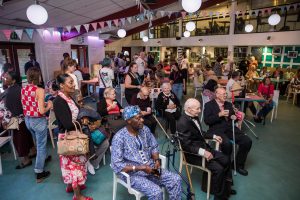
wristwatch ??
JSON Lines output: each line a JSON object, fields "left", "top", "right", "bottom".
{"left": 132, "top": 166, "right": 136, "bottom": 172}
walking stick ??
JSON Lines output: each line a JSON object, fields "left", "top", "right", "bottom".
{"left": 231, "top": 117, "right": 237, "bottom": 176}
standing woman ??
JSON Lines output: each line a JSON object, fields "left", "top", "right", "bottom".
{"left": 62, "top": 58, "right": 80, "bottom": 102}
{"left": 53, "top": 74, "right": 93, "bottom": 200}
{"left": 124, "top": 62, "right": 142, "bottom": 104}
{"left": 21, "top": 67, "right": 52, "bottom": 182}
{"left": 4, "top": 71, "right": 35, "bottom": 169}
{"left": 169, "top": 62, "right": 185, "bottom": 101}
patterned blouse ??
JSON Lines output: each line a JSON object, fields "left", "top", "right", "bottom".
{"left": 111, "top": 126, "right": 159, "bottom": 175}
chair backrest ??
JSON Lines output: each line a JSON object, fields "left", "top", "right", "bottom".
{"left": 158, "top": 154, "right": 166, "bottom": 169}
{"left": 48, "top": 110, "right": 58, "bottom": 129}
{"left": 273, "top": 90, "right": 280, "bottom": 105}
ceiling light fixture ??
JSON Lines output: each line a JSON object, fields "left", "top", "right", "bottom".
{"left": 186, "top": 21, "right": 196, "bottom": 31}
{"left": 183, "top": 31, "right": 190, "bottom": 37}
{"left": 182, "top": 0, "right": 202, "bottom": 13}
{"left": 268, "top": 14, "right": 281, "bottom": 26}
{"left": 245, "top": 24, "right": 254, "bottom": 32}
{"left": 142, "top": 36, "right": 149, "bottom": 42}
{"left": 117, "top": 29, "right": 126, "bottom": 38}
{"left": 26, "top": 1, "right": 48, "bottom": 25}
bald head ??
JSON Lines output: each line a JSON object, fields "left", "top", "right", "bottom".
{"left": 184, "top": 98, "right": 201, "bottom": 117}
{"left": 139, "top": 86, "right": 150, "bottom": 99}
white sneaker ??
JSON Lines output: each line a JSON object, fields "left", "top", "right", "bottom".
{"left": 87, "top": 161, "right": 95, "bottom": 175}
{"left": 94, "top": 165, "right": 100, "bottom": 170}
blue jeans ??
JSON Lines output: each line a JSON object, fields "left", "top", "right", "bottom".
{"left": 25, "top": 116, "right": 48, "bottom": 173}
{"left": 99, "top": 87, "right": 105, "bottom": 101}
{"left": 172, "top": 83, "right": 183, "bottom": 101}
{"left": 257, "top": 101, "right": 274, "bottom": 118}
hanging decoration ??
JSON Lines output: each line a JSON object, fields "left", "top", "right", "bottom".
{"left": 117, "top": 29, "right": 126, "bottom": 38}
{"left": 245, "top": 24, "right": 254, "bottom": 32}
{"left": 84, "top": 24, "right": 90, "bottom": 32}
{"left": 2, "top": 30, "right": 12, "bottom": 40}
{"left": 186, "top": 21, "right": 196, "bottom": 31}
{"left": 182, "top": 0, "right": 202, "bottom": 13}
{"left": 142, "top": 36, "right": 149, "bottom": 42}
{"left": 14, "top": 29, "right": 23, "bottom": 40}
{"left": 268, "top": 14, "right": 281, "bottom": 26}
{"left": 183, "top": 31, "right": 190, "bottom": 37}
{"left": 25, "top": 29, "right": 34, "bottom": 39}
{"left": 26, "top": 2, "right": 48, "bottom": 25}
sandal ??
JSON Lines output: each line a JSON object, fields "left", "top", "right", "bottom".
{"left": 16, "top": 161, "right": 32, "bottom": 169}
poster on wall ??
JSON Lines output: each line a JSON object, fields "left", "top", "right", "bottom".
{"left": 272, "top": 47, "right": 281, "bottom": 55}
{"left": 287, "top": 51, "right": 298, "bottom": 58}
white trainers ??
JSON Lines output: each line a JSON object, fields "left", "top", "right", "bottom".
{"left": 87, "top": 161, "right": 95, "bottom": 175}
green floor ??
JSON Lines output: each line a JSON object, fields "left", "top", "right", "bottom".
{"left": 0, "top": 89, "right": 300, "bottom": 200}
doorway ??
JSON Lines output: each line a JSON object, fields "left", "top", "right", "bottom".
{"left": 71, "top": 45, "right": 89, "bottom": 68}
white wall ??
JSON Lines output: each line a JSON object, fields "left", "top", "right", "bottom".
{"left": 0, "top": 32, "right": 105, "bottom": 81}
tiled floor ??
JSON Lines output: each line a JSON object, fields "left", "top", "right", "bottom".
{"left": 0, "top": 88, "right": 300, "bottom": 200}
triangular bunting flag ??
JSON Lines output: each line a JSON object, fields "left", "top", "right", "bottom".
{"left": 216, "top": 12, "right": 220, "bottom": 18}
{"left": 209, "top": 11, "right": 213, "bottom": 18}
{"left": 280, "top": 6, "right": 285, "bottom": 13}
{"left": 202, "top": 11, "right": 207, "bottom": 17}
{"left": 14, "top": 29, "right": 23, "bottom": 40}
{"left": 144, "top": 9, "right": 147, "bottom": 17}
{"left": 167, "top": 11, "right": 173, "bottom": 18}
{"left": 254, "top": 10, "right": 259, "bottom": 16}
{"left": 36, "top": 29, "right": 44, "bottom": 39}
{"left": 84, "top": 24, "right": 90, "bottom": 32}
{"left": 91, "top": 23, "right": 97, "bottom": 31}
{"left": 127, "top": 17, "right": 132, "bottom": 24}
{"left": 106, "top": 21, "right": 112, "bottom": 29}
{"left": 2, "top": 30, "right": 12, "bottom": 40}
{"left": 293, "top": 3, "right": 298, "bottom": 11}
{"left": 47, "top": 28, "right": 54, "bottom": 35}
{"left": 153, "top": 11, "right": 157, "bottom": 17}
{"left": 248, "top": 10, "right": 253, "bottom": 16}
{"left": 99, "top": 22, "right": 105, "bottom": 28}
{"left": 267, "top": 8, "right": 272, "bottom": 15}
{"left": 222, "top": 12, "right": 226, "bottom": 18}
{"left": 286, "top": 5, "right": 291, "bottom": 11}
{"left": 160, "top": 10, "right": 165, "bottom": 17}
{"left": 120, "top": 18, "right": 126, "bottom": 26}
{"left": 57, "top": 27, "right": 64, "bottom": 35}
{"left": 181, "top": 11, "right": 187, "bottom": 18}
{"left": 113, "top": 19, "right": 119, "bottom": 27}
{"left": 25, "top": 29, "right": 34, "bottom": 39}
{"left": 66, "top": 26, "right": 72, "bottom": 32}
{"left": 139, "top": 14, "right": 144, "bottom": 22}
{"left": 74, "top": 25, "right": 81, "bottom": 33}
{"left": 235, "top": 10, "right": 240, "bottom": 16}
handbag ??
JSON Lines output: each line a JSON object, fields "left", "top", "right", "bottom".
{"left": 7, "top": 117, "right": 19, "bottom": 130}
{"left": 57, "top": 121, "right": 89, "bottom": 156}
{"left": 91, "top": 129, "right": 106, "bottom": 145}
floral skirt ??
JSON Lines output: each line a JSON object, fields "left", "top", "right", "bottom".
{"left": 60, "top": 155, "right": 87, "bottom": 188}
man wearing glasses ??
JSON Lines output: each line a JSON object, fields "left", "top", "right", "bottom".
{"left": 111, "top": 106, "right": 182, "bottom": 200}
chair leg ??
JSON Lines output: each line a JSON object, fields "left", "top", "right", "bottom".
{"left": 112, "top": 174, "right": 117, "bottom": 200}
{"left": 49, "top": 128, "right": 55, "bottom": 149}
{"left": 275, "top": 106, "right": 278, "bottom": 119}
{"left": 270, "top": 109, "right": 274, "bottom": 123}
{"left": 207, "top": 171, "right": 211, "bottom": 200}
{"left": 10, "top": 138, "right": 17, "bottom": 160}
{"left": 103, "top": 153, "right": 106, "bottom": 165}
{"left": 179, "top": 156, "right": 183, "bottom": 173}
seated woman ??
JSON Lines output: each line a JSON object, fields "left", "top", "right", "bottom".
{"left": 155, "top": 82, "right": 181, "bottom": 135}
{"left": 251, "top": 77, "right": 274, "bottom": 123}
{"left": 202, "top": 79, "right": 218, "bottom": 101}
{"left": 97, "top": 87, "right": 126, "bottom": 133}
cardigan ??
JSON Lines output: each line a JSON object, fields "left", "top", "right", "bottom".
{"left": 155, "top": 91, "right": 181, "bottom": 114}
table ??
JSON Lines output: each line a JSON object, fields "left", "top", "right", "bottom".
{"left": 235, "top": 93, "right": 266, "bottom": 112}
{"left": 81, "top": 78, "right": 99, "bottom": 100}
{"left": 253, "top": 77, "right": 289, "bottom": 89}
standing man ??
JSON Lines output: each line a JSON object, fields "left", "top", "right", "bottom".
{"left": 136, "top": 51, "right": 147, "bottom": 82}
{"left": 60, "top": 52, "right": 70, "bottom": 70}
{"left": 24, "top": 53, "right": 44, "bottom": 87}
{"left": 98, "top": 58, "right": 114, "bottom": 100}
{"left": 177, "top": 98, "right": 235, "bottom": 200}
{"left": 204, "top": 88, "right": 252, "bottom": 176}
{"left": 111, "top": 106, "right": 182, "bottom": 200}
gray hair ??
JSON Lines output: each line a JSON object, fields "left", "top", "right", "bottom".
{"left": 184, "top": 98, "right": 200, "bottom": 111}
{"left": 161, "top": 82, "right": 171, "bottom": 89}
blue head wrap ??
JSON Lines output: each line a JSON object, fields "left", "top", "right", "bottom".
{"left": 122, "top": 106, "right": 141, "bottom": 120}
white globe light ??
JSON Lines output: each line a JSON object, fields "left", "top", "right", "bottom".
{"left": 117, "top": 29, "right": 126, "bottom": 38}
{"left": 245, "top": 24, "right": 254, "bottom": 32}
{"left": 142, "top": 36, "right": 149, "bottom": 42}
{"left": 186, "top": 21, "right": 196, "bottom": 32}
{"left": 268, "top": 14, "right": 281, "bottom": 26}
{"left": 182, "top": 0, "right": 202, "bottom": 13}
{"left": 26, "top": 4, "right": 48, "bottom": 25}
{"left": 183, "top": 31, "right": 190, "bottom": 37}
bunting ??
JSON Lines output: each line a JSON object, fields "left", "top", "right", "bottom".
{"left": 127, "top": 17, "right": 132, "bottom": 24}
{"left": 25, "top": 29, "right": 34, "bottom": 39}
{"left": 106, "top": 21, "right": 112, "bottom": 29}
{"left": 14, "top": 29, "right": 23, "bottom": 40}
{"left": 91, "top": 23, "right": 98, "bottom": 31}
{"left": 2, "top": 30, "right": 12, "bottom": 40}
{"left": 47, "top": 27, "right": 54, "bottom": 35}
{"left": 36, "top": 29, "right": 44, "bottom": 39}
{"left": 160, "top": 10, "right": 165, "bottom": 17}
{"left": 181, "top": 11, "right": 187, "bottom": 18}
{"left": 74, "top": 25, "right": 81, "bottom": 33}
{"left": 113, "top": 19, "right": 119, "bottom": 27}
{"left": 66, "top": 26, "right": 72, "bottom": 32}
{"left": 99, "top": 22, "right": 105, "bottom": 28}
{"left": 84, "top": 24, "right": 90, "bottom": 32}
{"left": 120, "top": 18, "right": 126, "bottom": 26}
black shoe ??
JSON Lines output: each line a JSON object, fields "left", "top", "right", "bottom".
{"left": 45, "top": 155, "right": 52, "bottom": 163}
{"left": 36, "top": 171, "right": 51, "bottom": 183}
{"left": 230, "top": 189, "right": 237, "bottom": 195}
{"left": 237, "top": 168, "right": 248, "bottom": 176}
